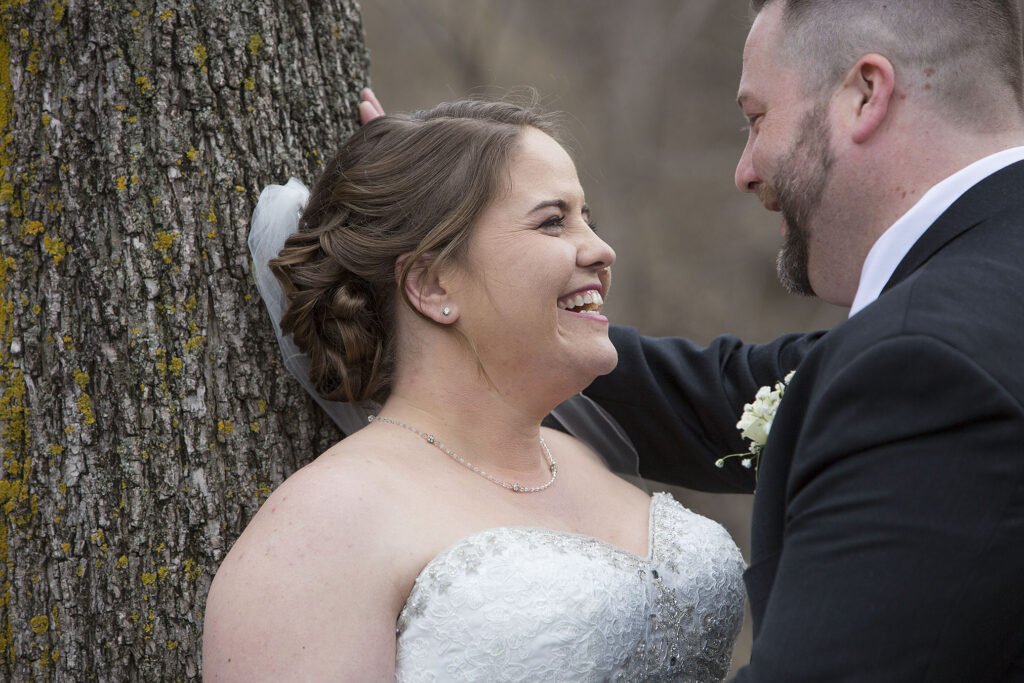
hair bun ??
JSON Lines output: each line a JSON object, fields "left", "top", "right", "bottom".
{"left": 273, "top": 243, "right": 387, "bottom": 403}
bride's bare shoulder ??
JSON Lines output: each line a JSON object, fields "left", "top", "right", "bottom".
{"left": 230, "top": 429, "right": 411, "bottom": 560}
{"left": 202, "top": 431, "right": 412, "bottom": 680}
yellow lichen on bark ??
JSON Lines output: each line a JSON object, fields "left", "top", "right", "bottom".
{"left": 76, "top": 394, "right": 94, "bottom": 424}
{"left": 43, "top": 234, "right": 67, "bottom": 264}
{"left": 192, "top": 44, "right": 207, "bottom": 70}
{"left": 247, "top": 33, "right": 263, "bottom": 55}
{"left": 29, "top": 615, "right": 47, "bottom": 634}
{"left": 152, "top": 231, "right": 178, "bottom": 263}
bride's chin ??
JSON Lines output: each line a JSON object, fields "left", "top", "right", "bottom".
{"left": 589, "top": 349, "right": 618, "bottom": 378}
{"left": 565, "top": 346, "right": 619, "bottom": 388}
{"left": 592, "top": 340, "right": 618, "bottom": 373}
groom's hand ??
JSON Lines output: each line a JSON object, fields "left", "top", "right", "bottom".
{"left": 359, "top": 88, "right": 385, "bottom": 124}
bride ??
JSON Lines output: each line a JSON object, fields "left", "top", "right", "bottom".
{"left": 202, "top": 98, "right": 745, "bottom": 681}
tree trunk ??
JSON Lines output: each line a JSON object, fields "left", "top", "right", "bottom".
{"left": 0, "top": 1, "right": 368, "bottom": 678}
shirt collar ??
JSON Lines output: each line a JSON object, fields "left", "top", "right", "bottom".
{"left": 848, "top": 146, "right": 1024, "bottom": 317}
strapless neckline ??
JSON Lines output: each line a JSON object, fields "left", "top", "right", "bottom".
{"left": 404, "top": 493, "right": 658, "bottom": 593}
{"left": 394, "top": 492, "right": 746, "bottom": 682}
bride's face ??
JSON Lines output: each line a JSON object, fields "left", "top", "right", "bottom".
{"left": 446, "top": 127, "right": 618, "bottom": 398}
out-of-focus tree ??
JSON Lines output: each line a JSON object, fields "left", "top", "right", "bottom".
{"left": 0, "top": 1, "right": 366, "bottom": 678}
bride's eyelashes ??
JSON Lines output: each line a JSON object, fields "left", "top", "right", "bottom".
{"left": 538, "top": 215, "right": 566, "bottom": 232}
{"left": 536, "top": 215, "right": 599, "bottom": 233}
{"left": 582, "top": 205, "right": 598, "bottom": 233}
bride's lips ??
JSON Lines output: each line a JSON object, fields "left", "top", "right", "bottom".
{"left": 557, "top": 286, "right": 608, "bottom": 322}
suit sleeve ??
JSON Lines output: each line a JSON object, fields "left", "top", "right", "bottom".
{"left": 583, "top": 326, "right": 824, "bottom": 492}
{"left": 733, "top": 335, "right": 1024, "bottom": 681}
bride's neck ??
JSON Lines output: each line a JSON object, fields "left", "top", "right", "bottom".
{"left": 380, "top": 363, "right": 562, "bottom": 478}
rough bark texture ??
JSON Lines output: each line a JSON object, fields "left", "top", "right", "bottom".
{"left": 0, "top": 1, "right": 368, "bottom": 678}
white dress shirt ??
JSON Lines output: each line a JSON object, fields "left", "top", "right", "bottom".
{"left": 849, "top": 146, "right": 1024, "bottom": 317}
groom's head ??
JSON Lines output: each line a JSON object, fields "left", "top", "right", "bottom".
{"left": 735, "top": 0, "right": 1024, "bottom": 306}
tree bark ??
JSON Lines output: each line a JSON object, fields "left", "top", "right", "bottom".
{"left": 0, "top": 1, "right": 368, "bottom": 678}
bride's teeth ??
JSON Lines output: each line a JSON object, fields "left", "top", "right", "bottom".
{"left": 557, "top": 290, "right": 604, "bottom": 312}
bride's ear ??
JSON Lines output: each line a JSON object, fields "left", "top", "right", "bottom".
{"left": 396, "top": 252, "right": 457, "bottom": 323}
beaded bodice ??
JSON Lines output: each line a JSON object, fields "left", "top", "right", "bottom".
{"left": 394, "top": 493, "right": 746, "bottom": 682}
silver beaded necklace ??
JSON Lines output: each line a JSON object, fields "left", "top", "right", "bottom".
{"left": 367, "top": 414, "right": 559, "bottom": 493}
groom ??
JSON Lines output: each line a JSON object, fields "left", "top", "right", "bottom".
{"left": 582, "top": 0, "right": 1024, "bottom": 680}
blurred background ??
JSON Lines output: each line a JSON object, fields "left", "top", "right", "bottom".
{"left": 359, "top": 0, "right": 849, "bottom": 670}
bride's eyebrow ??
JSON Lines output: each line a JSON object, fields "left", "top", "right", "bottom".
{"left": 528, "top": 199, "right": 590, "bottom": 217}
{"left": 528, "top": 199, "right": 569, "bottom": 214}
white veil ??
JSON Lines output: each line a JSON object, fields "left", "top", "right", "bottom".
{"left": 247, "top": 179, "right": 642, "bottom": 480}
{"left": 248, "top": 178, "right": 375, "bottom": 435}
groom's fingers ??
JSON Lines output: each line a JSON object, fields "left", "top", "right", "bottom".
{"left": 362, "top": 88, "right": 384, "bottom": 114}
{"left": 359, "top": 87, "right": 385, "bottom": 124}
{"left": 358, "top": 101, "right": 380, "bottom": 124}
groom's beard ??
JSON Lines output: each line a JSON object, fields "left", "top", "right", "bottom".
{"left": 769, "top": 103, "right": 835, "bottom": 297}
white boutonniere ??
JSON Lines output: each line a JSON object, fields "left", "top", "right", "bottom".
{"left": 716, "top": 370, "right": 795, "bottom": 476}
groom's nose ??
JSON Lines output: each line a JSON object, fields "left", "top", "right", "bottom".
{"left": 735, "top": 140, "right": 762, "bottom": 194}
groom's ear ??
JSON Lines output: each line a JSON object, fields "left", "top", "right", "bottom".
{"left": 839, "top": 53, "right": 896, "bottom": 145}
{"left": 396, "top": 252, "right": 457, "bottom": 323}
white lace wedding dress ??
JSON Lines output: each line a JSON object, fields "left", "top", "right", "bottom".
{"left": 395, "top": 492, "right": 746, "bottom": 682}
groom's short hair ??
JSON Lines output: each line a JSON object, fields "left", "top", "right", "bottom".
{"left": 751, "top": 0, "right": 1024, "bottom": 128}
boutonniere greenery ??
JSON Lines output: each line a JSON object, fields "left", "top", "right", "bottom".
{"left": 716, "top": 370, "right": 795, "bottom": 477}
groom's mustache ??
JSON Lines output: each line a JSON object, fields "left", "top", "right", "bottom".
{"left": 757, "top": 185, "right": 781, "bottom": 212}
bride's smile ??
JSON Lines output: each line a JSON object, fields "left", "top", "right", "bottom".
{"left": 557, "top": 287, "right": 606, "bottom": 317}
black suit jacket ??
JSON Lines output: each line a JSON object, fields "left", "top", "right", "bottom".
{"left": 584, "top": 160, "right": 1024, "bottom": 681}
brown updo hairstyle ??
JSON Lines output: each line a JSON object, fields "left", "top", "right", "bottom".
{"left": 269, "top": 99, "right": 560, "bottom": 404}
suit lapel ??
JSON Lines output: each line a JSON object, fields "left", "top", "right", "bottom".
{"left": 882, "top": 159, "right": 1024, "bottom": 294}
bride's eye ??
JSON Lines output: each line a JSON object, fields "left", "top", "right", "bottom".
{"left": 581, "top": 204, "right": 597, "bottom": 233}
{"left": 538, "top": 215, "right": 565, "bottom": 231}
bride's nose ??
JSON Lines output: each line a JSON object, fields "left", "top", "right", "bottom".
{"left": 578, "top": 228, "right": 615, "bottom": 270}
